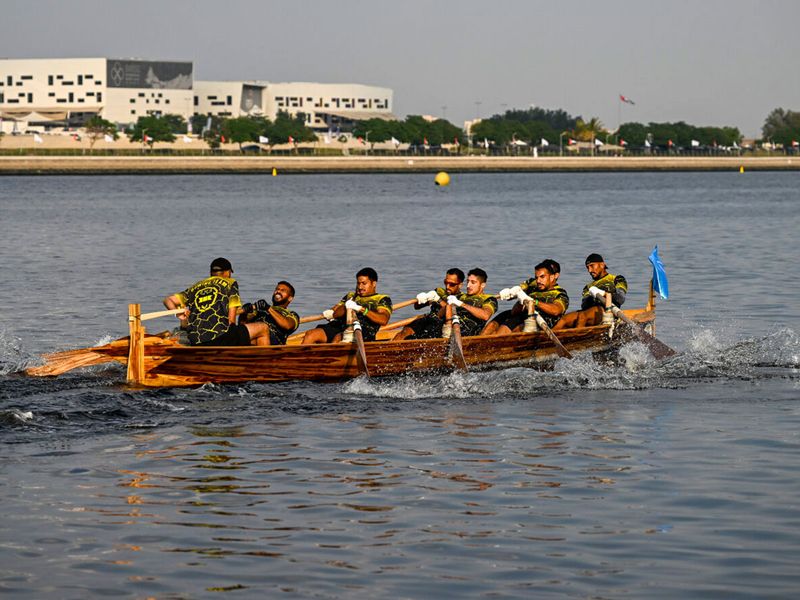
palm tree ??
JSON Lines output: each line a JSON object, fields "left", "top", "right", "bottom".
{"left": 572, "top": 117, "right": 606, "bottom": 142}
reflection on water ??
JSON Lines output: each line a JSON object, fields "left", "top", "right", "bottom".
{"left": 6, "top": 383, "right": 796, "bottom": 598}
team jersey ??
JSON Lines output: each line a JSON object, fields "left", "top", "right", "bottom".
{"left": 581, "top": 273, "right": 627, "bottom": 310}
{"left": 244, "top": 302, "right": 300, "bottom": 345}
{"left": 177, "top": 276, "right": 242, "bottom": 345}
{"left": 518, "top": 281, "right": 570, "bottom": 328}
{"left": 423, "top": 286, "right": 450, "bottom": 316}
{"left": 457, "top": 293, "right": 497, "bottom": 337}
{"left": 336, "top": 291, "right": 393, "bottom": 341}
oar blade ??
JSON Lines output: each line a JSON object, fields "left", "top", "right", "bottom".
{"left": 353, "top": 327, "right": 371, "bottom": 379}
{"left": 450, "top": 322, "right": 468, "bottom": 371}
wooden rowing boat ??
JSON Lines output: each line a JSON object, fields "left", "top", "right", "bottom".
{"left": 24, "top": 301, "right": 658, "bottom": 387}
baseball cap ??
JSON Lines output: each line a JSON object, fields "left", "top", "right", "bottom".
{"left": 210, "top": 257, "right": 233, "bottom": 273}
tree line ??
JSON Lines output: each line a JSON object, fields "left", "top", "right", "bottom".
{"left": 78, "top": 105, "right": 799, "bottom": 151}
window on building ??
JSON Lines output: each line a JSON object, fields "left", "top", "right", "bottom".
{"left": 62, "top": 81, "right": 73, "bottom": 86}
{"left": 95, "top": 81, "right": 102, "bottom": 85}
{"left": 48, "top": 75, "right": 54, "bottom": 85}
{"left": 68, "top": 92, "right": 74, "bottom": 102}
{"left": 155, "top": 99, "right": 160, "bottom": 104}
{"left": 97, "top": 92, "right": 101, "bottom": 102}
{"left": 85, "top": 74, "right": 93, "bottom": 79}
{"left": 78, "top": 75, "right": 83, "bottom": 85}
{"left": 194, "top": 96, "right": 198, "bottom": 106}
{"left": 48, "top": 92, "right": 55, "bottom": 97}
{"left": 56, "top": 75, "right": 63, "bottom": 80}
{"left": 27, "top": 93, "right": 33, "bottom": 102}
{"left": 21, "top": 75, "right": 33, "bottom": 80}
{"left": 8, "top": 98, "right": 19, "bottom": 103}
{"left": 86, "top": 91, "right": 94, "bottom": 96}
{"left": 6, "top": 76, "right": 12, "bottom": 85}
{"left": 130, "top": 98, "right": 135, "bottom": 103}
{"left": 165, "top": 99, "right": 170, "bottom": 104}
{"left": 227, "top": 95, "right": 232, "bottom": 105}
{"left": 56, "top": 99, "right": 66, "bottom": 103}
{"left": 131, "top": 109, "right": 136, "bottom": 114}
{"left": 0, "top": 93, "right": 4, "bottom": 103}
{"left": 78, "top": 98, "right": 84, "bottom": 103}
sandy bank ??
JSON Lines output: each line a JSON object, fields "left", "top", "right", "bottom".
{"left": 0, "top": 155, "right": 797, "bottom": 175}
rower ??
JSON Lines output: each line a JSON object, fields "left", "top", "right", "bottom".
{"left": 482, "top": 260, "right": 569, "bottom": 335}
{"left": 393, "top": 268, "right": 465, "bottom": 340}
{"left": 554, "top": 253, "right": 627, "bottom": 329}
{"left": 446, "top": 268, "right": 497, "bottom": 337}
{"left": 239, "top": 280, "right": 299, "bottom": 345}
{"left": 302, "top": 267, "right": 392, "bottom": 344}
{"left": 163, "top": 257, "right": 271, "bottom": 347}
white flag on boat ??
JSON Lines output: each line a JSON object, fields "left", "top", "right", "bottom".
{"left": 259, "top": 135, "right": 269, "bottom": 144}
{"left": 104, "top": 134, "right": 114, "bottom": 143}
{"left": 33, "top": 133, "right": 44, "bottom": 144}
{"left": 691, "top": 139, "right": 700, "bottom": 147}
{"left": 182, "top": 135, "right": 192, "bottom": 143}
{"left": 541, "top": 138, "right": 549, "bottom": 147}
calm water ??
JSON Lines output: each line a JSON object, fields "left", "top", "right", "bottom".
{"left": 1, "top": 172, "right": 799, "bottom": 598}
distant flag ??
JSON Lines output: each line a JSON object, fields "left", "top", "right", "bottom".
{"left": 568, "top": 138, "right": 576, "bottom": 146}
{"left": 619, "top": 94, "right": 635, "bottom": 105}
{"left": 187, "top": 120, "right": 192, "bottom": 134}
{"left": 143, "top": 134, "right": 151, "bottom": 143}
{"left": 423, "top": 137, "right": 429, "bottom": 148}
{"left": 72, "top": 133, "right": 81, "bottom": 142}
{"left": 323, "top": 134, "right": 331, "bottom": 144}
{"left": 390, "top": 136, "right": 400, "bottom": 146}
{"left": 594, "top": 138, "right": 603, "bottom": 146}
{"left": 484, "top": 138, "right": 489, "bottom": 149}
{"left": 205, "top": 117, "right": 212, "bottom": 130}
{"left": 667, "top": 139, "right": 674, "bottom": 148}
{"left": 104, "top": 134, "right": 114, "bottom": 143}
{"left": 644, "top": 139, "right": 651, "bottom": 148}
{"left": 649, "top": 245, "right": 669, "bottom": 300}
{"left": 732, "top": 141, "right": 739, "bottom": 149}
{"left": 453, "top": 137, "right": 460, "bottom": 147}
{"left": 288, "top": 135, "right": 294, "bottom": 144}
{"left": 259, "top": 135, "right": 269, "bottom": 144}
{"left": 357, "top": 136, "right": 364, "bottom": 144}
{"left": 182, "top": 135, "right": 192, "bottom": 143}
{"left": 541, "top": 138, "right": 549, "bottom": 147}
{"left": 793, "top": 140, "right": 799, "bottom": 147}
{"left": 220, "top": 135, "right": 226, "bottom": 143}
{"left": 620, "top": 138, "right": 628, "bottom": 146}
{"left": 691, "top": 139, "right": 700, "bottom": 147}
{"left": 33, "top": 133, "right": 43, "bottom": 143}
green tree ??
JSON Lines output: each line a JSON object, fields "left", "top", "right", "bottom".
{"left": 762, "top": 108, "right": 800, "bottom": 146}
{"left": 84, "top": 116, "right": 117, "bottom": 150}
{"left": 128, "top": 115, "right": 177, "bottom": 148}
{"left": 266, "top": 111, "right": 316, "bottom": 150}
{"left": 221, "top": 117, "right": 264, "bottom": 151}
{"left": 572, "top": 117, "right": 606, "bottom": 142}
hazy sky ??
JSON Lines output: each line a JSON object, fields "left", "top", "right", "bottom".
{"left": 3, "top": 0, "right": 797, "bottom": 137}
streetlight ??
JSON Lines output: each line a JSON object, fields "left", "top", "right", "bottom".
{"left": 559, "top": 131, "right": 569, "bottom": 157}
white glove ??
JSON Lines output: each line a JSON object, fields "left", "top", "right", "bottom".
{"left": 322, "top": 309, "right": 335, "bottom": 321}
{"left": 588, "top": 286, "right": 606, "bottom": 299}
{"left": 425, "top": 290, "right": 441, "bottom": 303}
{"left": 345, "top": 299, "right": 364, "bottom": 313}
{"left": 416, "top": 292, "right": 428, "bottom": 304}
{"left": 517, "top": 290, "right": 533, "bottom": 304}
{"left": 447, "top": 295, "right": 463, "bottom": 307}
{"left": 498, "top": 287, "right": 515, "bottom": 301}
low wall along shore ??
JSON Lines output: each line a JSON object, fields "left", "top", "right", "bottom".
{"left": 0, "top": 155, "right": 797, "bottom": 174}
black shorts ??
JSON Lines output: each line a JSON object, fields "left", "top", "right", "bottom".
{"left": 407, "top": 314, "right": 444, "bottom": 339}
{"left": 315, "top": 321, "right": 346, "bottom": 343}
{"left": 196, "top": 323, "right": 251, "bottom": 347}
{"left": 490, "top": 309, "right": 526, "bottom": 331}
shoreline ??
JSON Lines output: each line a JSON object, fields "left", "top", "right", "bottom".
{"left": 0, "top": 155, "right": 797, "bottom": 175}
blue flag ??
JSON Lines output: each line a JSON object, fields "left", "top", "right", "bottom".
{"left": 649, "top": 245, "right": 669, "bottom": 300}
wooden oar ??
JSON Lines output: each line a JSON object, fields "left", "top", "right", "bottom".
{"left": 446, "top": 303, "right": 468, "bottom": 371}
{"left": 611, "top": 306, "right": 676, "bottom": 359}
{"left": 528, "top": 302, "right": 573, "bottom": 359}
{"left": 347, "top": 308, "right": 370, "bottom": 378}
{"left": 287, "top": 297, "right": 418, "bottom": 342}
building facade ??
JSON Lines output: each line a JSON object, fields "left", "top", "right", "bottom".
{"left": 1, "top": 58, "right": 394, "bottom": 134}
{"left": 0, "top": 58, "right": 193, "bottom": 132}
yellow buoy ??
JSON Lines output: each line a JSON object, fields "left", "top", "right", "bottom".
{"left": 434, "top": 171, "right": 450, "bottom": 186}
{"left": 739, "top": 166, "right": 744, "bottom": 173}
{"left": 272, "top": 167, "right": 277, "bottom": 176}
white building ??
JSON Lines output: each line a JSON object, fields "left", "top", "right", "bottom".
{"left": 1, "top": 58, "right": 395, "bottom": 134}
{"left": 194, "top": 81, "right": 394, "bottom": 130}
{"left": 0, "top": 58, "right": 193, "bottom": 132}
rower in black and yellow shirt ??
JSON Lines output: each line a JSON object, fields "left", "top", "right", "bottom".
{"left": 163, "top": 257, "right": 271, "bottom": 346}
{"left": 446, "top": 267, "right": 498, "bottom": 337}
{"left": 239, "top": 280, "right": 300, "bottom": 345}
{"left": 555, "top": 253, "right": 627, "bottom": 329}
{"left": 302, "top": 267, "right": 392, "bottom": 344}
{"left": 393, "top": 268, "right": 465, "bottom": 340}
{"left": 482, "top": 259, "right": 569, "bottom": 335}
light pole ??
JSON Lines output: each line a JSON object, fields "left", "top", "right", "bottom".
{"left": 559, "top": 131, "right": 568, "bottom": 157}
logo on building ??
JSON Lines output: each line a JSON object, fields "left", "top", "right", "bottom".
{"left": 110, "top": 62, "right": 124, "bottom": 87}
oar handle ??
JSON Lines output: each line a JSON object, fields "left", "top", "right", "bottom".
{"left": 136, "top": 308, "right": 187, "bottom": 322}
